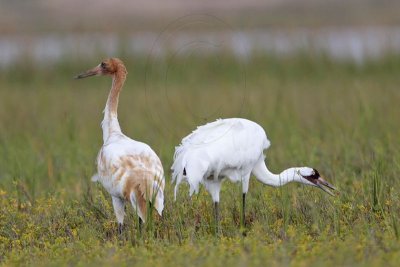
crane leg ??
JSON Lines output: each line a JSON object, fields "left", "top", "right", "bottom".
{"left": 118, "top": 223, "right": 124, "bottom": 235}
{"left": 139, "top": 217, "right": 143, "bottom": 233}
{"left": 242, "top": 193, "right": 246, "bottom": 228}
{"left": 112, "top": 196, "right": 125, "bottom": 235}
{"left": 214, "top": 201, "right": 220, "bottom": 236}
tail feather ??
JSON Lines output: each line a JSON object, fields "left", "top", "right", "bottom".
{"left": 152, "top": 179, "right": 164, "bottom": 215}
{"left": 171, "top": 144, "right": 187, "bottom": 200}
{"left": 129, "top": 191, "right": 146, "bottom": 222}
{"left": 171, "top": 145, "right": 209, "bottom": 200}
{"left": 124, "top": 172, "right": 165, "bottom": 221}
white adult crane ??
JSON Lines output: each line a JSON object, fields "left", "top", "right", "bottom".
{"left": 172, "top": 118, "right": 335, "bottom": 232}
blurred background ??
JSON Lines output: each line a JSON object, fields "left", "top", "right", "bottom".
{"left": 1, "top": 0, "right": 400, "bottom": 66}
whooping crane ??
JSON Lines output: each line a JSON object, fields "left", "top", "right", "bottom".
{"left": 172, "top": 118, "right": 336, "bottom": 233}
{"left": 76, "top": 58, "right": 165, "bottom": 234}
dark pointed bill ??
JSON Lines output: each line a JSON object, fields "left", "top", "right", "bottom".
{"left": 316, "top": 177, "right": 337, "bottom": 196}
{"left": 74, "top": 66, "right": 101, "bottom": 79}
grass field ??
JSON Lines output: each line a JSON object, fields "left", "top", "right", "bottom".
{"left": 0, "top": 54, "right": 400, "bottom": 266}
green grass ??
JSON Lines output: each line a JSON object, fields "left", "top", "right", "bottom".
{"left": 0, "top": 54, "right": 399, "bottom": 266}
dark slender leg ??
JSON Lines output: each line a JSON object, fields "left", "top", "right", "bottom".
{"left": 214, "top": 202, "right": 220, "bottom": 235}
{"left": 118, "top": 223, "right": 124, "bottom": 235}
{"left": 139, "top": 217, "right": 143, "bottom": 233}
{"left": 242, "top": 193, "right": 246, "bottom": 227}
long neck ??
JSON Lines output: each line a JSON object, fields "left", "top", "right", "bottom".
{"left": 252, "top": 160, "right": 301, "bottom": 187}
{"left": 102, "top": 71, "right": 126, "bottom": 142}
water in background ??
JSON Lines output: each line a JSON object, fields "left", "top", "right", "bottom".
{"left": 1, "top": 27, "right": 400, "bottom": 67}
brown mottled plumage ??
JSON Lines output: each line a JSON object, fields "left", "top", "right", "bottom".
{"left": 76, "top": 58, "right": 165, "bottom": 233}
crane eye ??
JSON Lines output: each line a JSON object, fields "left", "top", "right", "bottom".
{"left": 101, "top": 62, "right": 106, "bottom": 68}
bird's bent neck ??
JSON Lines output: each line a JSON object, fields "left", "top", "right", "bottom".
{"left": 253, "top": 161, "right": 302, "bottom": 187}
{"left": 102, "top": 69, "right": 127, "bottom": 142}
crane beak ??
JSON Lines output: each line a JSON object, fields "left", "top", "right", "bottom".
{"left": 74, "top": 65, "right": 102, "bottom": 79}
{"left": 315, "top": 177, "right": 337, "bottom": 196}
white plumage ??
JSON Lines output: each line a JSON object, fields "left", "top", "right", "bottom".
{"left": 172, "top": 118, "right": 268, "bottom": 200}
{"left": 76, "top": 58, "right": 165, "bottom": 234}
{"left": 94, "top": 134, "right": 164, "bottom": 220}
{"left": 172, "top": 118, "right": 335, "bottom": 230}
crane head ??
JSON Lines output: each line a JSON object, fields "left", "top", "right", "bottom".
{"left": 297, "top": 168, "right": 337, "bottom": 196}
{"left": 75, "top": 58, "right": 127, "bottom": 79}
